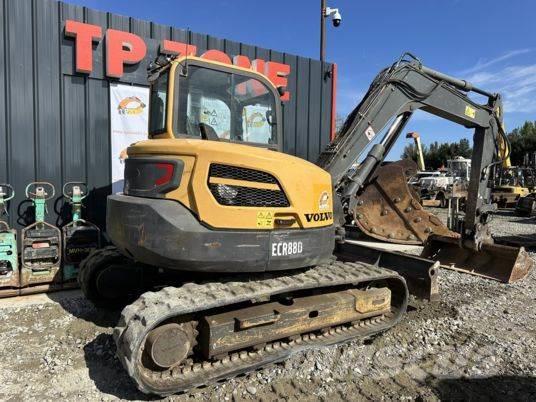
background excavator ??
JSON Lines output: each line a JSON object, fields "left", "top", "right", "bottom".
{"left": 491, "top": 165, "right": 535, "bottom": 207}
{"left": 79, "top": 53, "right": 533, "bottom": 395}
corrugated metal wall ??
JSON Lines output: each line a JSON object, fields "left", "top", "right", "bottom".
{"left": 0, "top": 0, "right": 334, "bottom": 232}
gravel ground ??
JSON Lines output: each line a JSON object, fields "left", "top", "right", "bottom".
{"left": 1, "top": 208, "right": 536, "bottom": 401}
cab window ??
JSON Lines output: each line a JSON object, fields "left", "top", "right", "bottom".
{"left": 149, "top": 69, "right": 168, "bottom": 135}
{"left": 176, "top": 65, "right": 277, "bottom": 146}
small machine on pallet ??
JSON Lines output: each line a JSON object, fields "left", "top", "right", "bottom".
{"left": 0, "top": 183, "right": 19, "bottom": 297}
{"left": 62, "top": 182, "right": 100, "bottom": 287}
{"left": 20, "top": 182, "right": 62, "bottom": 294}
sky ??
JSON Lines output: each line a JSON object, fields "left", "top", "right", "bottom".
{"left": 65, "top": 0, "right": 536, "bottom": 160}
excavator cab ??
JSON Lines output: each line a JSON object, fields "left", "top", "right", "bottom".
{"left": 106, "top": 56, "right": 335, "bottom": 274}
{"left": 147, "top": 56, "right": 282, "bottom": 150}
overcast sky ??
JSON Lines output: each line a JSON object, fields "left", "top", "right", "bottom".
{"left": 66, "top": 0, "right": 536, "bottom": 159}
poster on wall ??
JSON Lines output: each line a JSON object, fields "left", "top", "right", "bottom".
{"left": 110, "top": 83, "right": 150, "bottom": 194}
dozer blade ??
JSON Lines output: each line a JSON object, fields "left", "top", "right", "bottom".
{"left": 335, "top": 241, "right": 440, "bottom": 301}
{"left": 421, "top": 235, "right": 534, "bottom": 283}
{"left": 353, "top": 160, "right": 457, "bottom": 245}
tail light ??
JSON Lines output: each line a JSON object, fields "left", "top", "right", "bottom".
{"left": 154, "top": 163, "right": 175, "bottom": 186}
{"left": 124, "top": 158, "right": 184, "bottom": 198}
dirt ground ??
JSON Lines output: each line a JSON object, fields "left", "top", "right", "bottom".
{"left": 1, "top": 209, "right": 536, "bottom": 401}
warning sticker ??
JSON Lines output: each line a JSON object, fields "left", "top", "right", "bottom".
{"left": 465, "top": 106, "right": 476, "bottom": 119}
{"left": 365, "top": 126, "right": 376, "bottom": 141}
{"left": 256, "top": 211, "right": 274, "bottom": 228}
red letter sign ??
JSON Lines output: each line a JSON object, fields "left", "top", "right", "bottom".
{"left": 65, "top": 20, "right": 102, "bottom": 74}
{"left": 251, "top": 59, "right": 265, "bottom": 75}
{"left": 265, "top": 62, "right": 291, "bottom": 101}
{"left": 201, "top": 50, "right": 232, "bottom": 65}
{"left": 64, "top": 21, "right": 293, "bottom": 101}
{"left": 106, "top": 29, "right": 147, "bottom": 78}
{"left": 233, "top": 55, "right": 251, "bottom": 69}
{"left": 161, "top": 40, "right": 197, "bottom": 57}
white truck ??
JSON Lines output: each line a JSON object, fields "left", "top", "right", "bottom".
{"left": 418, "top": 156, "right": 471, "bottom": 207}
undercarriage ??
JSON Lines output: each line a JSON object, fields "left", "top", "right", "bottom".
{"left": 80, "top": 247, "right": 413, "bottom": 395}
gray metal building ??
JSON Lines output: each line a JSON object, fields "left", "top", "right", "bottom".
{"left": 0, "top": 0, "right": 335, "bottom": 231}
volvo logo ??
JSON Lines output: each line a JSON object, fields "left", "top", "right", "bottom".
{"left": 304, "top": 212, "right": 333, "bottom": 222}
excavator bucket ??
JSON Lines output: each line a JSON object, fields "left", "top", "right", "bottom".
{"left": 421, "top": 235, "right": 534, "bottom": 283}
{"left": 352, "top": 160, "right": 457, "bottom": 245}
{"left": 350, "top": 160, "right": 534, "bottom": 283}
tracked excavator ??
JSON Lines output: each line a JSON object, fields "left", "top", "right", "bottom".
{"left": 79, "top": 53, "right": 533, "bottom": 395}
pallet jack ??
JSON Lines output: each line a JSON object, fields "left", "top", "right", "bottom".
{"left": 20, "top": 182, "right": 62, "bottom": 294}
{"left": 0, "top": 183, "right": 19, "bottom": 297}
{"left": 61, "top": 182, "right": 100, "bottom": 288}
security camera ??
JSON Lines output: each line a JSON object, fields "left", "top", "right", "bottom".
{"left": 332, "top": 10, "right": 342, "bottom": 27}
{"left": 325, "top": 7, "right": 342, "bottom": 27}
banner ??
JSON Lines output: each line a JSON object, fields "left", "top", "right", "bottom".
{"left": 110, "top": 83, "right": 150, "bottom": 193}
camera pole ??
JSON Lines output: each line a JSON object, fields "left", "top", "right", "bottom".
{"left": 320, "top": 0, "right": 326, "bottom": 62}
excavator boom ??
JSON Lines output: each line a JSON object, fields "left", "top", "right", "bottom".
{"left": 318, "top": 53, "right": 533, "bottom": 282}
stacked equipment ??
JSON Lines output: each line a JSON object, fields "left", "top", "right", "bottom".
{"left": 20, "top": 182, "right": 62, "bottom": 294}
{"left": 0, "top": 184, "right": 18, "bottom": 297}
{"left": 62, "top": 182, "right": 100, "bottom": 288}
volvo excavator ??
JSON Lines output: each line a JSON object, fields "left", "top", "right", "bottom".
{"left": 79, "top": 53, "right": 533, "bottom": 395}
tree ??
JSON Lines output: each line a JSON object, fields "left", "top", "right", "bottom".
{"left": 401, "top": 120, "right": 536, "bottom": 170}
{"left": 401, "top": 143, "right": 420, "bottom": 161}
{"left": 457, "top": 138, "right": 472, "bottom": 157}
{"left": 507, "top": 121, "right": 536, "bottom": 165}
{"left": 401, "top": 138, "right": 472, "bottom": 170}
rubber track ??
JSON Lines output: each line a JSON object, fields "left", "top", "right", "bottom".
{"left": 78, "top": 247, "right": 118, "bottom": 294}
{"left": 78, "top": 246, "right": 126, "bottom": 306}
{"left": 114, "top": 260, "right": 408, "bottom": 396}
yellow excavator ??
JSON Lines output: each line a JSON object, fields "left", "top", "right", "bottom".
{"left": 491, "top": 166, "right": 533, "bottom": 207}
{"left": 79, "top": 53, "right": 533, "bottom": 395}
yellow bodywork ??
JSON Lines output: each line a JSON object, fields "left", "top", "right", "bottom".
{"left": 127, "top": 139, "right": 334, "bottom": 230}
{"left": 128, "top": 56, "right": 334, "bottom": 230}
{"left": 491, "top": 185, "right": 530, "bottom": 207}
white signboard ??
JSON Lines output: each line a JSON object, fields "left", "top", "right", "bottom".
{"left": 242, "top": 104, "right": 271, "bottom": 144}
{"left": 110, "top": 83, "right": 150, "bottom": 193}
